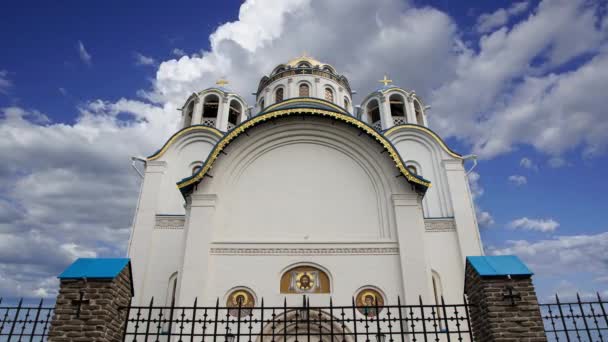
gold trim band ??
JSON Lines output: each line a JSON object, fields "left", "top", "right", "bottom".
{"left": 148, "top": 125, "right": 224, "bottom": 161}
{"left": 384, "top": 125, "right": 462, "bottom": 159}
{"left": 177, "top": 108, "right": 431, "bottom": 192}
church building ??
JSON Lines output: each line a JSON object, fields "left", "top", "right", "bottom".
{"left": 127, "top": 56, "right": 484, "bottom": 310}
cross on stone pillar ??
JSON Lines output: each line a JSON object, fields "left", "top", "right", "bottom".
{"left": 464, "top": 255, "right": 547, "bottom": 342}
{"left": 48, "top": 258, "right": 134, "bottom": 342}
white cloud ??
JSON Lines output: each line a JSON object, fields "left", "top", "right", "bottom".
{"left": 172, "top": 48, "right": 186, "bottom": 57}
{"left": 476, "top": 1, "right": 529, "bottom": 33}
{"left": 489, "top": 232, "right": 608, "bottom": 278}
{"left": 519, "top": 157, "right": 538, "bottom": 170}
{"left": 0, "top": 102, "right": 177, "bottom": 297}
{"left": 467, "top": 171, "right": 494, "bottom": 227}
{"left": 77, "top": 41, "right": 92, "bottom": 66}
{"left": 477, "top": 211, "right": 495, "bottom": 227}
{"left": 508, "top": 174, "right": 527, "bottom": 186}
{"left": 548, "top": 156, "right": 567, "bottom": 168}
{"left": 432, "top": 0, "right": 608, "bottom": 159}
{"left": 509, "top": 217, "right": 559, "bottom": 232}
{"left": 134, "top": 52, "right": 156, "bottom": 66}
{"left": 0, "top": 70, "right": 12, "bottom": 94}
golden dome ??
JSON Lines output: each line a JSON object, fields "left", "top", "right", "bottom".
{"left": 286, "top": 55, "right": 324, "bottom": 67}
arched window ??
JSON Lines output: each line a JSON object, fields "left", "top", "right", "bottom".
{"left": 280, "top": 265, "right": 330, "bottom": 294}
{"left": 184, "top": 101, "right": 194, "bottom": 126}
{"left": 202, "top": 94, "right": 219, "bottom": 127}
{"left": 414, "top": 100, "right": 424, "bottom": 125}
{"left": 344, "top": 97, "right": 349, "bottom": 111}
{"left": 228, "top": 100, "right": 242, "bottom": 130}
{"left": 366, "top": 99, "right": 381, "bottom": 130}
{"left": 275, "top": 87, "right": 284, "bottom": 103}
{"left": 259, "top": 98, "right": 265, "bottom": 111}
{"left": 406, "top": 165, "right": 417, "bottom": 175}
{"left": 431, "top": 271, "right": 444, "bottom": 328}
{"left": 299, "top": 83, "right": 310, "bottom": 97}
{"left": 324, "top": 88, "right": 334, "bottom": 102}
{"left": 166, "top": 272, "right": 178, "bottom": 306}
{"left": 390, "top": 94, "right": 406, "bottom": 125}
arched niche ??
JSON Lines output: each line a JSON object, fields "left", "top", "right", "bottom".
{"left": 228, "top": 100, "right": 242, "bottom": 130}
{"left": 389, "top": 94, "right": 406, "bottom": 125}
{"left": 366, "top": 99, "right": 381, "bottom": 130}
{"left": 275, "top": 87, "right": 285, "bottom": 103}
{"left": 280, "top": 264, "right": 331, "bottom": 294}
{"left": 202, "top": 94, "right": 220, "bottom": 127}
{"left": 298, "top": 83, "right": 310, "bottom": 97}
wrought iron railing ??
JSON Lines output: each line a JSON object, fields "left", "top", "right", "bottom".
{"left": 0, "top": 298, "right": 54, "bottom": 341}
{"left": 540, "top": 293, "right": 608, "bottom": 341}
{"left": 122, "top": 296, "right": 473, "bottom": 341}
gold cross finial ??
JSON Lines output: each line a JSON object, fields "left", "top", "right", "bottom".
{"left": 378, "top": 74, "right": 393, "bottom": 86}
{"left": 216, "top": 78, "right": 229, "bottom": 87}
{"left": 301, "top": 51, "right": 308, "bottom": 57}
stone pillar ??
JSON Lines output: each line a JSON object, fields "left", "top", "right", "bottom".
{"left": 191, "top": 98, "right": 203, "bottom": 125}
{"left": 444, "top": 159, "right": 484, "bottom": 264}
{"left": 392, "top": 193, "right": 433, "bottom": 303}
{"left": 128, "top": 160, "right": 166, "bottom": 304}
{"left": 49, "top": 258, "right": 133, "bottom": 342}
{"left": 406, "top": 97, "right": 416, "bottom": 124}
{"left": 464, "top": 255, "right": 547, "bottom": 342}
{"left": 379, "top": 95, "right": 393, "bottom": 130}
{"left": 177, "top": 193, "right": 217, "bottom": 306}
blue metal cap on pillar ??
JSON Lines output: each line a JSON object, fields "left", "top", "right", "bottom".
{"left": 466, "top": 255, "right": 533, "bottom": 277}
{"left": 58, "top": 258, "right": 131, "bottom": 279}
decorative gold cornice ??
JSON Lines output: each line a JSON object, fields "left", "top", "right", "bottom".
{"left": 147, "top": 125, "right": 224, "bottom": 161}
{"left": 177, "top": 107, "right": 431, "bottom": 193}
{"left": 384, "top": 124, "right": 463, "bottom": 159}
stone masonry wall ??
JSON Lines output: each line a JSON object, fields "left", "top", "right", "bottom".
{"left": 48, "top": 266, "right": 132, "bottom": 342}
{"left": 464, "top": 261, "right": 547, "bottom": 342}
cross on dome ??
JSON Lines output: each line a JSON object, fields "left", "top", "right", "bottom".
{"left": 378, "top": 74, "right": 393, "bottom": 87}
{"left": 216, "top": 78, "right": 229, "bottom": 87}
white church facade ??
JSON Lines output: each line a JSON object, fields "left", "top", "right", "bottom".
{"left": 127, "top": 56, "right": 484, "bottom": 310}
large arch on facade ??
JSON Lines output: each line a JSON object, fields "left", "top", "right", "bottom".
{"left": 177, "top": 101, "right": 431, "bottom": 196}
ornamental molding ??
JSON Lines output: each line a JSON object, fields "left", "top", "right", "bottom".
{"left": 154, "top": 215, "right": 185, "bottom": 230}
{"left": 209, "top": 247, "right": 399, "bottom": 256}
{"left": 424, "top": 218, "right": 456, "bottom": 232}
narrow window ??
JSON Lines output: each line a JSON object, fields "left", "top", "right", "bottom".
{"left": 324, "top": 88, "right": 334, "bottom": 102}
{"left": 299, "top": 84, "right": 310, "bottom": 97}
{"left": 366, "top": 99, "right": 381, "bottom": 130}
{"left": 275, "top": 88, "right": 284, "bottom": 103}
{"left": 344, "top": 97, "right": 349, "bottom": 111}
{"left": 228, "top": 100, "right": 241, "bottom": 130}
{"left": 202, "top": 94, "right": 219, "bottom": 127}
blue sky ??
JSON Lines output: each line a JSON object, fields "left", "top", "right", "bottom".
{"left": 0, "top": 0, "right": 607, "bottom": 301}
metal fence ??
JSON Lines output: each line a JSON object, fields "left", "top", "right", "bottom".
{"left": 122, "top": 296, "right": 474, "bottom": 342}
{"left": 0, "top": 298, "right": 54, "bottom": 342}
{"left": 540, "top": 293, "right": 608, "bottom": 341}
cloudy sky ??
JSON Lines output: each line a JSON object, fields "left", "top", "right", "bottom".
{"left": 1, "top": 0, "right": 607, "bottom": 301}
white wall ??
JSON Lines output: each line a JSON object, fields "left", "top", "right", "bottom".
{"left": 129, "top": 115, "right": 483, "bottom": 307}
